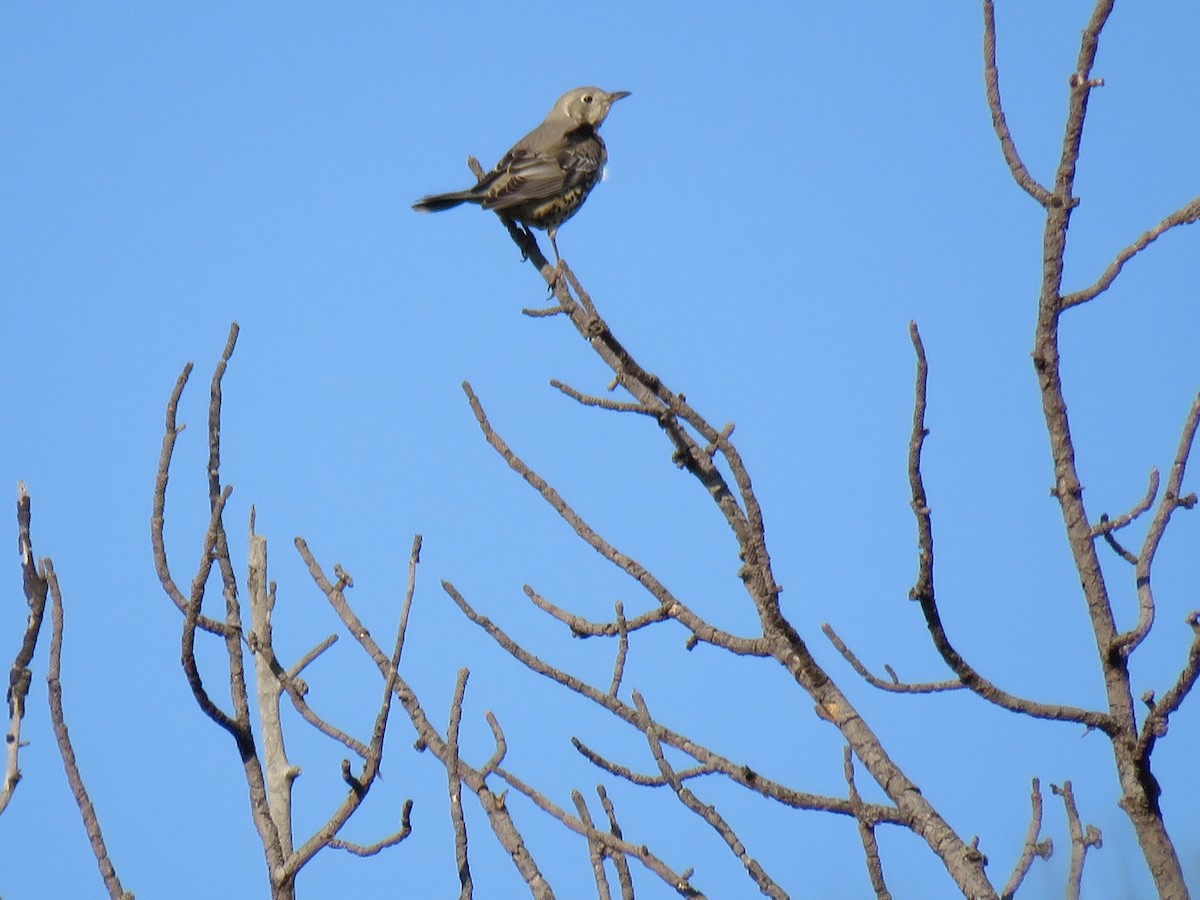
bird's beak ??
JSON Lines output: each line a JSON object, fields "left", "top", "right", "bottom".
{"left": 608, "top": 91, "right": 631, "bottom": 103}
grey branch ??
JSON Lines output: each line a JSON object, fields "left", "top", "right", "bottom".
{"left": 46, "top": 560, "right": 132, "bottom": 900}
{"left": 1062, "top": 196, "right": 1200, "bottom": 309}
{"left": 1000, "top": 778, "right": 1052, "bottom": 898}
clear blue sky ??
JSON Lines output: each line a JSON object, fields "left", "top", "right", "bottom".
{"left": 3, "top": 2, "right": 1199, "bottom": 897}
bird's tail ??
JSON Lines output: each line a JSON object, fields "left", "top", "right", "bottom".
{"left": 412, "top": 191, "right": 474, "bottom": 213}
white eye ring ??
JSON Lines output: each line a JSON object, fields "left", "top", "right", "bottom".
{"left": 583, "top": 94, "right": 593, "bottom": 103}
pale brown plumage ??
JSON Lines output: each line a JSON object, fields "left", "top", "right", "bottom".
{"left": 413, "top": 87, "right": 630, "bottom": 260}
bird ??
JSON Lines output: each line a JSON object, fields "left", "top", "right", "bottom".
{"left": 413, "top": 87, "right": 630, "bottom": 262}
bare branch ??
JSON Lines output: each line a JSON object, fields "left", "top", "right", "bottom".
{"left": 907, "top": 322, "right": 1112, "bottom": 731}
{"left": 479, "top": 711, "right": 507, "bottom": 778}
{"left": 1000, "top": 778, "right": 1053, "bottom": 898}
{"left": 843, "top": 746, "right": 891, "bottom": 900}
{"left": 551, "top": 379, "right": 651, "bottom": 416}
{"left": 180, "top": 484, "right": 245, "bottom": 739}
{"left": 461, "top": 386, "right": 770, "bottom": 657}
{"left": 1092, "top": 468, "right": 1159, "bottom": 538}
{"left": 295, "top": 539, "right": 553, "bottom": 895}
{"left": 496, "top": 765, "right": 706, "bottom": 897}
{"left": 447, "top": 668, "right": 473, "bottom": 899}
{"left": 288, "top": 633, "right": 338, "bottom": 682}
{"left": 609, "top": 601, "right": 629, "bottom": 697}
{"left": 248, "top": 516, "right": 299, "bottom": 856}
{"left": 1137, "top": 611, "right": 1200, "bottom": 763}
{"left": 572, "top": 739, "right": 720, "bottom": 788}
{"left": 4, "top": 482, "right": 48, "bottom": 816}
{"left": 572, "top": 791, "right": 612, "bottom": 900}
{"left": 328, "top": 800, "right": 413, "bottom": 856}
{"left": 525, "top": 585, "right": 672, "bottom": 638}
{"left": 1016, "top": 1, "right": 1192, "bottom": 889}
{"left": 45, "top": 561, "right": 132, "bottom": 900}
{"left": 981, "top": 0, "right": 1053, "bottom": 205}
{"left": 633, "top": 690, "right": 786, "bottom": 898}
{"left": 254, "top": 637, "right": 371, "bottom": 759}
{"left": 822, "top": 624, "right": 964, "bottom": 694}
{"left": 450, "top": 580, "right": 908, "bottom": 825}
{"left": 1051, "top": 781, "right": 1101, "bottom": 900}
{"left": 285, "top": 542, "right": 409, "bottom": 879}
{"left": 1113, "top": 390, "right": 1200, "bottom": 656}
{"left": 150, "top": 349, "right": 233, "bottom": 636}
{"left": 1063, "top": 196, "right": 1200, "bottom": 309}
{"left": 597, "top": 786, "right": 635, "bottom": 900}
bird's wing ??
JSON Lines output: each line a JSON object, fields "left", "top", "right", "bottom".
{"left": 481, "top": 129, "right": 605, "bottom": 212}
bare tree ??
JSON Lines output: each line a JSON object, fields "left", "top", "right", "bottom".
{"left": 8, "top": 2, "right": 1199, "bottom": 897}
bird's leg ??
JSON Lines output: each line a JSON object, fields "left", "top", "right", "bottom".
{"left": 546, "top": 231, "right": 569, "bottom": 293}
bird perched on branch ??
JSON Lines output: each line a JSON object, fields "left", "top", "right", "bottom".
{"left": 413, "top": 87, "right": 630, "bottom": 261}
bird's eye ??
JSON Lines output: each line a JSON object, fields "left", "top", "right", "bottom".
{"left": 583, "top": 94, "right": 593, "bottom": 103}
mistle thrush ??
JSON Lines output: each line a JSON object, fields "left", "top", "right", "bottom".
{"left": 413, "top": 87, "right": 630, "bottom": 260}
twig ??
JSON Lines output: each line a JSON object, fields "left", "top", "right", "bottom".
{"left": 447, "top": 668, "right": 473, "bottom": 899}
{"left": 1000, "top": 778, "right": 1052, "bottom": 899}
{"left": 295, "top": 538, "right": 552, "bottom": 895}
{"left": 1091, "top": 469, "right": 1159, "bottom": 538}
{"left": 843, "top": 746, "right": 890, "bottom": 900}
{"left": 572, "top": 791, "right": 612, "bottom": 900}
{"left": 597, "top": 787, "right": 635, "bottom": 900}
{"left": 572, "top": 740, "right": 719, "bottom": 787}
{"left": 496, "top": 764, "right": 706, "bottom": 897}
{"left": 180, "top": 484, "right": 245, "bottom": 740}
{"left": 525, "top": 584, "right": 672, "bottom": 637}
{"left": 461, "top": 386, "right": 770, "bottom": 658}
{"left": 479, "top": 711, "right": 507, "bottom": 777}
{"left": 4, "top": 482, "right": 48, "bottom": 816}
{"left": 285, "top": 540, "right": 409, "bottom": 879}
{"left": 1113, "top": 391, "right": 1200, "bottom": 655}
{"left": 328, "top": 800, "right": 413, "bottom": 855}
{"left": 609, "top": 601, "right": 629, "bottom": 697}
{"left": 254, "top": 638, "right": 371, "bottom": 759}
{"left": 907, "top": 322, "right": 1112, "bottom": 731}
{"left": 288, "top": 633, "right": 338, "bottom": 682}
{"left": 631, "top": 690, "right": 786, "bottom": 898}
{"left": 45, "top": 561, "right": 132, "bottom": 900}
{"left": 1137, "top": 611, "right": 1200, "bottom": 763}
{"left": 1062, "top": 196, "right": 1200, "bottom": 309}
{"left": 150, "top": 360, "right": 230, "bottom": 636}
{"left": 822, "top": 624, "right": 964, "bottom": 694}
{"left": 1099, "top": 528, "right": 1137, "bottom": 565}
{"left": 449, "top": 580, "right": 909, "bottom": 824}
{"left": 1051, "top": 781, "right": 1101, "bottom": 900}
{"left": 981, "top": 0, "right": 1053, "bottom": 205}
{"left": 551, "top": 379, "right": 651, "bottom": 415}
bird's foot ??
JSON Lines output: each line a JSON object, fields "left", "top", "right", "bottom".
{"left": 546, "top": 258, "right": 567, "bottom": 294}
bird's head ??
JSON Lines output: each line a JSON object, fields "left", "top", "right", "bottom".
{"left": 554, "top": 87, "right": 631, "bottom": 128}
